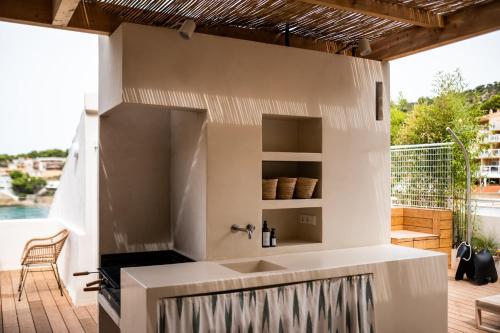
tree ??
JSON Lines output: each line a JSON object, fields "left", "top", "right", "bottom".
{"left": 432, "top": 69, "right": 467, "bottom": 96}
{"left": 481, "top": 95, "right": 500, "bottom": 112}
{"left": 395, "top": 92, "right": 411, "bottom": 112}
{"left": 396, "top": 69, "right": 483, "bottom": 191}
{"left": 390, "top": 92, "right": 410, "bottom": 144}
{"left": 9, "top": 170, "right": 24, "bottom": 179}
{"left": 0, "top": 154, "right": 11, "bottom": 167}
{"left": 9, "top": 171, "right": 46, "bottom": 194}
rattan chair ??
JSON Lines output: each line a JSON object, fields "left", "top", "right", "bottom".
{"left": 17, "top": 229, "right": 69, "bottom": 301}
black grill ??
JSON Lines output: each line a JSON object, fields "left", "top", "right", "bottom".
{"left": 98, "top": 250, "right": 194, "bottom": 314}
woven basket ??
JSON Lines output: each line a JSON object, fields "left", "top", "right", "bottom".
{"left": 277, "top": 177, "right": 297, "bottom": 200}
{"left": 262, "top": 179, "right": 278, "bottom": 200}
{"left": 295, "top": 177, "right": 319, "bottom": 199}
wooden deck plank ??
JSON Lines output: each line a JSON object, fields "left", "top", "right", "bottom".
{"left": 1, "top": 271, "right": 20, "bottom": 333}
{"left": 41, "top": 271, "right": 85, "bottom": 333}
{"left": 85, "top": 306, "right": 97, "bottom": 324}
{"left": 24, "top": 271, "right": 52, "bottom": 333}
{"left": 60, "top": 287, "right": 96, "bottom": 333}
{"left": 448, "top": 270, "right": 500, "bottom": 332}
{"left": 72, "top": 307, "right": 96, "bottom": 333}
{"left": 8, "top": 271, "right": 35, "bottom": 333}
{"left": 32, "top": 271, "right": 69, "bottom": 333}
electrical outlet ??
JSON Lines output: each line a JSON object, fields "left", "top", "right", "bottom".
{"left": 299, "top": 214, "right": 316, "bottom": 226}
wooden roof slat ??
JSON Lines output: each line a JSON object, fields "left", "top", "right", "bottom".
{"left": 52, "top": 0, "right": 81, "bottom": 26}
{"left": 368, "top": 1, "right": 500, "bottom": 61}
{"left": 300, "top": 0, "right": 444, "bottom": 28}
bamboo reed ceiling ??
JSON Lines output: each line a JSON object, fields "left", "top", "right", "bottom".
{"left": 395, "top": 0, "right": 492, "bottom": 14}
{"left": 0, "top": 0, "right": 497, "bottom": 60}
{"left": 94, "top": 0, "right": 493, "bottom": 46}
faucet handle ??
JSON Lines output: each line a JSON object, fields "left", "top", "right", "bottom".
{"left": 246, "top": 224, "right": 256, "bottom": 239}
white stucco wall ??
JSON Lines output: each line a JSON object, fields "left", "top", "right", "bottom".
{"left": 170, "top": 110, "right": 207, "bottom": 260}
{"left": 99, "top": 23, "right": 391, "bottom": 260}
{"left": 99, "top": 104, "right": 173, "bottom": 254}
{"left": 49, "top": 100, "right": 99, "bottom": 305}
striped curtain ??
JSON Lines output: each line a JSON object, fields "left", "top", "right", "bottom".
{"left": 158, "top": 274, "right": 375, "bottom": 333}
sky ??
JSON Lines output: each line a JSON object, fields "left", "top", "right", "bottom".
{"left": 390, "top": 31, "right": 500, "bottom": 102}
{"left": 0, "top": 22, "right": 499, "bottom": 154}
{"left": 0, "top": 22, "right": 98, "bottom": 155}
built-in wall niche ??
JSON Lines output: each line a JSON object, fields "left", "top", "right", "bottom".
{"left": 262, "top": 207, "right": 322, "bottom": 247}
{"left": 262, "top": 115, "right": 322, "bottom": 153}
{"left": 262, "top": 161, "right": 322, "bottom": 199}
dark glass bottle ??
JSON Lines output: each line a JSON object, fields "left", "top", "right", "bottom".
{"left": 271, "top": 228, "right": 277, "bottom": 247}
{"left": 262, "top": 220, "right": 271, "bottom": 248}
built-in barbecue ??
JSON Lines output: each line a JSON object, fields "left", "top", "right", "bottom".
{"left": 74, "top": 250, "right": 194, "bottom": 316}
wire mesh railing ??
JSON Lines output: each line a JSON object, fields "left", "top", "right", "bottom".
{"left": 391, "top": 143, "right": 453, "bottom": 209}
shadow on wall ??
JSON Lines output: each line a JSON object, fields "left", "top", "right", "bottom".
{"left": 99, "top": 106, "right": 172, "bottom": 254}
{"left": 123, "top": 88, "right": 312, "bottom": 126}
{"left": 171, "top": 111, "right": 207, "bottom": 260}
{"left": 120, "top": 53, "right": 387, "bottom": 128}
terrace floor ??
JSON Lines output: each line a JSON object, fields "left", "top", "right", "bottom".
{"left": 0, "top": 270, "right": 96, "bottom": 333}
{"left": 1, "top": 269, "right": 500, "bottom": 332}
{"left": 448, "top": 270, "right": 500, "bottom": 332}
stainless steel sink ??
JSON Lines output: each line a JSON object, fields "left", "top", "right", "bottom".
{"left": 221, "top": 260, "right": 286, "bottom": 273}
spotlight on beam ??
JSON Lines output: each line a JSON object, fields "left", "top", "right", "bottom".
{"left": 179, "top": 19, "right": 196, "bottom": 40}
{"left": 357, "top": 38, "right": 372, "bottom": 57}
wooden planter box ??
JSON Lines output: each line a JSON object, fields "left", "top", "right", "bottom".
{"left": 391, "top": 207, "right": 453, "bottom": 266}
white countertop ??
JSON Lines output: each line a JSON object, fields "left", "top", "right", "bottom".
{"left": 121, "top": 244, "right": 445, "bottom": 297}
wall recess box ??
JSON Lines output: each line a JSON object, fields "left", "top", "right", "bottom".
{"left": 300, "top": 214, "right": 316, "bottom": 226}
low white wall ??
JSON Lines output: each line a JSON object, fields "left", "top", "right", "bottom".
{"left": 478, "top": 212, "right": 500, "bottom": 240}
{"left": 49, "top": 107, "right": 99, "bottom": 306}
{"left": 0, "top": 218, "right": 61, "bottom": 270}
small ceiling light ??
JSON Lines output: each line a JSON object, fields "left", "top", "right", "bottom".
{"left": 178, "top": 19, "right": 196, "bottom": 40}
{"left": 357, "top": 38, "right": 372, "bottom": 57}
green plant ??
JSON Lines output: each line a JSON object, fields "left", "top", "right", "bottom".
{"left": 9, "top": 170, "right": 23, "bottom": 179}
{"left": 480, "top": 95, "right": 500, "bottom": 112}
{"left": 472, "top": 232, "right": 500, "bottom": 257}
{"left": 9, "top": 171, "right": 46, "bottom": 194}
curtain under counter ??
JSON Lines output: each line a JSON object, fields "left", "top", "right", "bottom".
{"left": 158, "top": 273, "right": 375, "bottom": 333}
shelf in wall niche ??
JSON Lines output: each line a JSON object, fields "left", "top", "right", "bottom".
{"left": 261, "top": 199, "right": 322, "bottom": 209}
{"left": 262, "top": 152, "right": 322, "bottom": 162}
{"left": 265, "top": 240, "right": 322, "bottom": 248}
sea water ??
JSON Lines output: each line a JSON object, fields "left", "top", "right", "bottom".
{"left": 0, "top": 206, "right": 49, "bottom": 220}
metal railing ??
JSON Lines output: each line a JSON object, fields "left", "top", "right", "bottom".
{"left": 391, "top": 143, "right": 453, "bottom": 209}
{"left": 488, "top": 134, "right": 500, "bottom": 143}
{"left": 479, "top": 149, "right": 500, "bottom": 158}
{"left": 490, "top": 122, "right": 500, "bottom": 131}
{"left": 480, "top": 165, "right": 500, "bottom": 177}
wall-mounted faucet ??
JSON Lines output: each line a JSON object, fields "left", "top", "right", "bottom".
{"left": 231, "top": 224, "right": 256, "bottom": 239}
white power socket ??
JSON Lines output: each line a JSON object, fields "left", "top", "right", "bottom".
{"left": 299, "top": 214, "right": 316, "bottom": 226}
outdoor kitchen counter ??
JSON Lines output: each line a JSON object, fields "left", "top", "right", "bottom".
{"left": 119, "top": 244, "right": 448, "bottom": 333}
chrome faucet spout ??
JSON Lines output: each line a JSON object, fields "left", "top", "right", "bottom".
{"left": 231, "top": 224, "right": 256, "bottom": 239}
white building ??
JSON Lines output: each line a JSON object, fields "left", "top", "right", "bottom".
{"left": 479, "top": 109, "right": 500, "bottom": 190}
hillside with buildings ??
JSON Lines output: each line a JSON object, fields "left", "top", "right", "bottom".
{"left": 0, "top": 149, "right": 67, "bottom": 215}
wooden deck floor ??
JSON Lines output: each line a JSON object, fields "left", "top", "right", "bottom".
{"left": 448, "top": 270, "right": 500, "bottom": 333}
{"left": 0, "top": 270, "right": 96, "bottom": 333}
{"left": 2, "top": 269, "right": 500, "bottom": 332}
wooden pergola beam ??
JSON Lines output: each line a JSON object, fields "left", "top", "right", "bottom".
{"left": 52, "top": 0, "right": 80, "bottom": 26}
{"left": 368, "top": 1, "right": 500, "bottom": 61}
{"left": 0, "top": 0, "right": 120, "bottom": 35}
{"left": 300, "top": 0, "right": 444, "bottom": 28}
{"left": 0, "top": 0, "right": 52, "bottom": 27}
